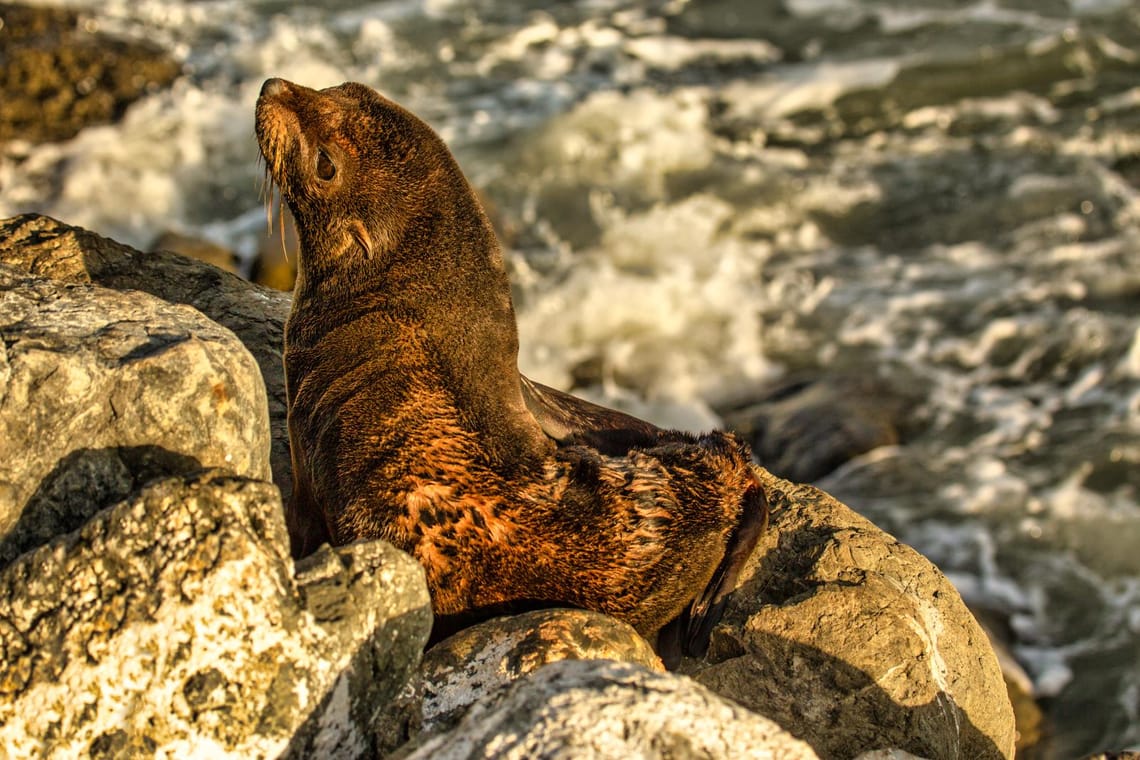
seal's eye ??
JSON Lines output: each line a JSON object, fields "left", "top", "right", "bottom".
{"left": 316, "top": 148, "right": 337, "bottom": 181}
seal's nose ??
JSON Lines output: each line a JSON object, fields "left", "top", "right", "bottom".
{"left": 260, "top": 78, "right": 288, "bottom": 98}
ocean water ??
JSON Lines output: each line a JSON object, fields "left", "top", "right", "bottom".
{"left": 3, "top": 0, "right": 1138, "bottom": 755}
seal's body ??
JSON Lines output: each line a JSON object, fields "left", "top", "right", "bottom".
{"left": 256, "top": 78, "right": 766, "bottom": 662}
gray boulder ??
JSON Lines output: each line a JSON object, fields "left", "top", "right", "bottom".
{"left": 0, "top": 213, "right": 294, "bottom": 507}
{"left": 377, "top": 608, "right": 663, "bottom": 753}
{"left": 0, "top": 263, "right": 269, "bottom": 566}
{"left": 0, "top": 471, "right": 432, "bottom": 758}
{"left": 402, "top": 659, "right": 821, "bottom": 760}
{"left": 683, "top": 466, "right": 1017, "bottom": 759}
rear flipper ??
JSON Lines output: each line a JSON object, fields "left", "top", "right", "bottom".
{"left": 657, "top": 474, "right": 768, "bottom": 669}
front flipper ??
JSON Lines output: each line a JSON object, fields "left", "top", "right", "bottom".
{"left": 657, "top": 472, "right": 769, "bottom": 668}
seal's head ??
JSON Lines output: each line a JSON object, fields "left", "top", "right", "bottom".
{"left": 255, "top": 78, "right": 457, "bottom": 276}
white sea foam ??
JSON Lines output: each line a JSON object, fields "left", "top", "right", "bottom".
{"left": 622, "top": 35, "right": 780, "bottom": 70}
{"left": 516, "top": 192, "right": 776, "bottom": 424}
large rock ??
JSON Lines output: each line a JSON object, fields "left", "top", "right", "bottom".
{"left": 0, "top": 3, "right": 181, "bottom": 145}
{"left": 0, "top": 263, "right": 270, "bottom": 566}
{"left": 683, "top": 466, "right": 1017, "bottom": 760}
{"left": 377, "top": 608, "right": 663, "bottom": 753}
{"left": 0, "top": 471, "right": 432, "bottom": 758}
{"left": 401, "top": 659, "right": 821, "bottom": 760}
{"left": 0, "top": 213, "right": 293, "bottom": 507}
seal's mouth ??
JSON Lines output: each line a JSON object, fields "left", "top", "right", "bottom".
{"left": 255, "top": 78, "right": 300, "bottom": 243}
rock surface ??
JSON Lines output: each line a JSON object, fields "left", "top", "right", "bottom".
{"left": 0, "top": 471, "right": 432, "bottom": 759}
{"left": 0, "top": 214, "right": 294, "bottom": 508}
{"left": 0, "top": 263, "right": 270, "bottom": 566}
{"left": 401, "top": 659, "right": 821, "bottom": 760}
{"left": 377, "top": 608, "right": 663, "bottom": 754}
{"left": 0, "top": 3, "right": 181, "bottom": 145}
{"left": 683, "top": 466, "right": 1017, "bottom": 760}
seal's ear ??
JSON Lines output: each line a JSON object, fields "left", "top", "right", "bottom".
{"left": 350, "top": 219, "right": 374, "bottom": 259}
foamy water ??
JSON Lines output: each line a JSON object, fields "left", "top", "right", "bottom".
{"left": 3, "top": 0, "right": 1139, "bottom": 754}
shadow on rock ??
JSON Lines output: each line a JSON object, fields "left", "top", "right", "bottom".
{"left": 700, "top": 630, "right": 1006, "bottom": 760}
{"left": 0, "top": 445, "right": 202, "bottom": 570}
{"left": 0, "top": 214, "right": 292, "bottom": 502}
{"left": 682, "top": 467, "right": 1017, "bottom": 759}
{"left": 278, "top": 603, "right": 435, "bottom": 759}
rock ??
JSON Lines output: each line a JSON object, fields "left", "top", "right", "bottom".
{"left": 376, "top": 608, "right": 663, "bottom": 754}
{"left": 290, "top": 540, "right": 433, "bottom": 757}
{"left": 682, "top": 466, "right": 1017, "bottom": 760}
{"left": 0, "top": 214, "right": 293, "bottom": 510}
{"left": 823, "top": 31, "right": 1140, "bottom": 141}
{"left": 151, "top": 231, "right": 241, "bottom": 274}
{"left": 400, "top": 659, "right": 821, "bottom": 760}
{"left": 0, "top": 3, "right": 181, "bottom": 145}
{"left": 0, "top": 471, "right": 432, "bottom": 758}
{"left": 0, "top": 263, "right": 269, "bottom": 566}
{"left": 719, "top": 372, "right": 920, "bottom": 483}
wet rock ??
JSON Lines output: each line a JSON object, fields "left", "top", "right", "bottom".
{"left": 0, "top": 263, "right": 269, "bottom": 567}
{"left": 376, "top": 608, "right": 663, "bottom": 754}
{"left": 399, "top": 659, "right": 821, "bottom": 760}
{"left": 811, "top": 142, "right": 1131, "bottom": 253}
{"left": 720, "top": 372, "right": 919, "bottom": 483}
{"left": 0, "top": 3, "right": 181, "bottom": 145}
{"left": 662, "top": 0, "right": 874, "bottom": 63}
{"left": 682, "top": 466, "right": 1017, "bottom": 760}
{"left": 825, "top": 31, "right": 1140, "bottom": 138}
{"left": 0, "top": 214, "right": 293, "bottom": 509}
{"left": 0, "top": 471, "right": 432, "bottom": 758}
{"left": 152, "top": 230, "right": 241, "bottom": 274}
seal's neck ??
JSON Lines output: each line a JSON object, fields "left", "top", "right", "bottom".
{"left": 290, "top": 184, "right": 553, "bottom": 473}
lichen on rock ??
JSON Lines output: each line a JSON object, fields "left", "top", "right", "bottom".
{"left": 0, "top": 213, "right": 294, "bottom": 512}
{"left": 0, "top": 471, "right": 432, "bottom": 759}
{"left": 0, "top": 3, "right": 182, "bottom": 145}
{"left": 376, "top": 608, "right": 663, "bottom": 753}
{"left": 0, "top": 262, "right": 271, "bottom": 566}
{"left": 399, "top": 659, "right": 822, "bottom": 760}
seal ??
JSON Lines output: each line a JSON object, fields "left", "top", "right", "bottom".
{"left": 255, "top": 77, "right": 767, "bottom": 664}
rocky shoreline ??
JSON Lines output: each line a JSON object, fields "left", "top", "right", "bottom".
{"left": 0, "top": 213, "right": 1030, "bottom": 758}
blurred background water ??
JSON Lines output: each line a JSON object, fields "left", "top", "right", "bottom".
{"left": 2, "top": 0, "right": 1138, "bottom": 755}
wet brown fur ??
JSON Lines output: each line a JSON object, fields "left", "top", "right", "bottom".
{"left": 255, "top": 79, "right": 766, "bottom": 657}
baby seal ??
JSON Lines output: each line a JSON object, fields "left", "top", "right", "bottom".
{"left": 255, "top": 78, "right": 767, "bottom": 663}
